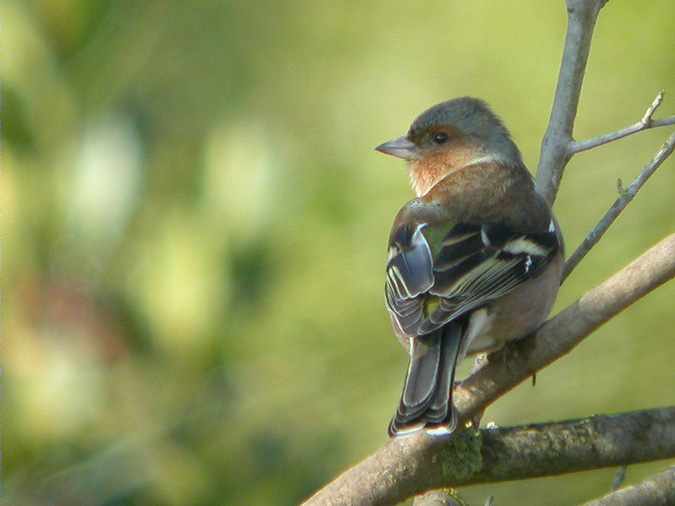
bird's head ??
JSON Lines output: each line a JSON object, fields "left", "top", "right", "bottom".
{"left": 375, "top": 97, "right": 523, "bottom": 196}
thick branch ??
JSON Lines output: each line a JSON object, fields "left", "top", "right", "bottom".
{"left": 583, "top": 466, "right": 675, "bottom": 506}
{"left": 304, "top": 408, "right": 675, "bottom": 506}
{"left": 451, "top": 233, "right": 675, "bottom": 422}
{"left": 310, "top": 3, "right": 673, "bottom": 503}
{"left": 570, "top": 91, "right": 675, "bottom": 154}
{"left": 562, "top": 132, "right": 675, "bottom": 281}
{"left": 303, "top": 236, "right": 675, "bottom": 505}
{"left": 536, "top": 0, "right": 607, "bottom": 205}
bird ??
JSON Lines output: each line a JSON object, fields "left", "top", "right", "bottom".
{"left": 376, "top": 97, "right": 563, "bottom": 438}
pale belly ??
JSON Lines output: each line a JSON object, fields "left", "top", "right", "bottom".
{"left": 463, "top": 254, "right": 563, "bottom": 355}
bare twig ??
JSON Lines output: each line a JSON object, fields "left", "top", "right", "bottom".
{"left": 304, "top": 236, "right": 675, "bottom": 505}
{"left": 304, "top": 408, "right": 675, "bottom": 506}
{"left": 611, "top": 466, "right": 628, "bottom": 492}
{"left": 570, "top": 92, "right": 675, "bottom": 154}
{"left": 562, "top": 133, "right": 675, "bottom": 281}
{"left": 535, "top": 5, "right": 674, "bottom": 206}
{"left": 311, "top": 1, "right": 674, "bottom": 503}
{"left": 584, "top": 466, "right": 675, "bottom": 506}
{"left": 536, "top": 0, "right": 608, "bottom": 205}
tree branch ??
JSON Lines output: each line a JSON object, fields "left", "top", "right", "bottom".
{"left": 303, "top": 235, "right": 675, "bottom": 505}
{"left": 536, "top": 0, "right": 607, "bottom": 205}
{"left": 309, "top": 2, "right": 674, "bottom": 504}
{"left": 583, "top": 466, "right": 675, "bottom": 506}
{"left": 610, "top": 466, "right": 628, "bottom": 491}
{"left": 562, "top": 132, "right": 675, "bottom": 281}
{"left": 412, "top": 490, "right": 463, "bottom": 506}
{"left": 451, "top": 233, "right": 675, "bottom": 423}
{"left": 304, "top": 408, "right": 675, "bottom": 506}
{"left": 569, "top": 91, "right": 675, "bottom": 154}
{"left": 535, "top": 3, "right": 675, "bottom": 207}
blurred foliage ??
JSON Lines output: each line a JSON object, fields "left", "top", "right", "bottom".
{"left": 2, "top": 1, "right": 674, "bottom": 505}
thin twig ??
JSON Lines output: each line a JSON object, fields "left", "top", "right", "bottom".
{"left": 570, "top": 91, "right": 675, "bottom": 154}
{"left": 311, "top": 1, "right": 673, "bottom": 503}
{"left": 536, "top": 0, "right": 607, "bottom": 205}
{"left": 562, "top": 132, "right": 675, "bottom": 281}
{"left": 304, "top": 407, "right": 675, "bottom": 505}
{"left": 611, "top": 466, "right": 628, "bottom": 492}
{"left": 583, "top": 466, "right": 675, "bottom": 506}
{"left": 304, "top": 236, "right": 675, "bottom": 505}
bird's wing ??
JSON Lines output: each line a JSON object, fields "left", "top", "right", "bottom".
{"left": 385, "top": 220, "right": 560, "bottom": 336}
{"left": 384, "top": 222, "right": 436, "bottom": 334}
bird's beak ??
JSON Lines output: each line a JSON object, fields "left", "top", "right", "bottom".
{"left": 375, "top": 136, "right": 419, "bottom": 161}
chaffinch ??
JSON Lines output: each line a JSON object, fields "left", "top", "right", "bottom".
{"left": 376, "top": 97, "right": 564, "bottom": 438}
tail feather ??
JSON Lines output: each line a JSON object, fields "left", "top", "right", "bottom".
{"left": 424, "top": 328, "right": 462, "bottom": 424}
{"left": 397, "top": 334, "right": 441, "bottom": 423}
{"left": 389, "top": 322, "right": 463, "bottom": 437}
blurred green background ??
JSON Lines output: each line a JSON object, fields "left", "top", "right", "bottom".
{"left": 2, "top": 1, "right": 674, "bottom": 505}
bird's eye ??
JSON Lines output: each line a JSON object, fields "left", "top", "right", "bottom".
{"left": 432, "top": 132, "right": 449, "bottom": 144}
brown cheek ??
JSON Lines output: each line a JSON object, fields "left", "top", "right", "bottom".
{"left": 431, "top": 144, "right": 474, "bottom": 169}
{"left": 411, "top": 141, "right": 482, "bottom": 191}
{"left": 411, "top": 157, "right": 444, "bottom": 181}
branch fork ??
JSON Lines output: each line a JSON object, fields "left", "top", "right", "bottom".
{"left": 568, "top": 91, "right": 675, "bottom": 155}
{"left": 306, "top": 0, "right": 675, "bottom": 503}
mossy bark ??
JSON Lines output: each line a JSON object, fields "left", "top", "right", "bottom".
{"left": 304, "top": 407, "right": 675, "bottom": 506}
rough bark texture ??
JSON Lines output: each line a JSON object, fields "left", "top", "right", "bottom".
{"left": 303, "top": 408, "right": 675, "bottom": 506}
{"left": 584, "top": 467, "right": 675, "bottom": 506}
{"left": 303, "top": 236, "right": 675, "bottom": 505}
{"left": 306, "top": 0, "right": 675, "bottom": 502}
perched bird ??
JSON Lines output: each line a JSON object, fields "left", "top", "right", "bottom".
{"left": 376, "top": 97, "right": 563, "bottom": 437}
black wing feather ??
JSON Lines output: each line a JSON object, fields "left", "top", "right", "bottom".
{"left": 386, "top": 221, "right": 559, "bottom": 337}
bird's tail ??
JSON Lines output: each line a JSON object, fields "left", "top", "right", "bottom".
{"left": 388, "top": 322, "right": 463, "bottom": 438}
